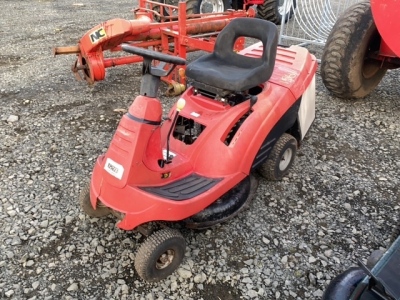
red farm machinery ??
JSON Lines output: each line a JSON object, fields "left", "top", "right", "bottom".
{"left": 53, "top": 0, "right": 296, "bottom": 94}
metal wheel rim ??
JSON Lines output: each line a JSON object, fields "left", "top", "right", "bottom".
{"left": 156, "top": 249, "right": 175, "bottom": 269}
{"left": 279, "top": 148, "right": 293, "bottom": 171}
{"left": 362, "top": 61, "right": 381, "bottom": 79}
{"left": 200, "top": 0, "right": 224, "bottom": 13}
{"left": 278, "top": 0, "right": 293, "bottom": 16}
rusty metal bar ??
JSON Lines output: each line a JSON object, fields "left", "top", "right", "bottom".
{"left": 103, "top": 56, "right": 143, "bottom": 68}
{"left": 53, "top": 46, "right": 80, "bottom": 55}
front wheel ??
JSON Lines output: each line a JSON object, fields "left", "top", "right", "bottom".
{"left": 135, "top": 228, "right": 186, "bottom": 282}
{"left": 320, "top": 1, "right": 387, "bottom": 99}
{"left": 257, "top": 0, "right": 297, "bottom": 25}
{"left": 258, "top": 133, "right": 297, "bottom": 180}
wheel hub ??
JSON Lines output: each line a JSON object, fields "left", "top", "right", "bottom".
{"left": 200, "top": 0, "right": 224, "bottom": 13}
{"left": 362, "top": 61, "right": 381, "bottom": 79}
{"left": 156, "top": 249, "right": 175, "bottom": 269}
{"left": 279, "top": 148, "right": 292, "bottom": 170}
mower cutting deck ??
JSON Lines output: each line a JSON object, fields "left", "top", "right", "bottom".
{"left": 80, "top": 18, "right": 317, "bottom": 282}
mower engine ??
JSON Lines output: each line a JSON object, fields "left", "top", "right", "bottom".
{"left": 173, "top": 115, "right": 205, "bottom": 145}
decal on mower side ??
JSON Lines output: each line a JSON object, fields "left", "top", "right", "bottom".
{"left": 104, "top": 158, "right": 124, "bottom": 180}
{"left": 162, "top": 149, "right": 176, "bottom": 160}
{"left": 281, "top": 70, "right": 297, "bottom": 84}
{"left": 90, "top": 28, "right": 107, "bottom": 44}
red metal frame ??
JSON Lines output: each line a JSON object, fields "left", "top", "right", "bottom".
{"left": 54, "top": 1, "right": 255, "bottom": 88}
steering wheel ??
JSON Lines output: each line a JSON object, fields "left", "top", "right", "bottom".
{"left": 122, "top": 44, "right": 186, "bottom": 66}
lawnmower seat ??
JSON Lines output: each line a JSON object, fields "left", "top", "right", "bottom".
{"left": 186, "top": 18, "right": 278, "bottom": 96}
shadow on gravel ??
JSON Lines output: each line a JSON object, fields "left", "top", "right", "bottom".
{"left": 198, "top": 282, "right": 241, "bottom": 299}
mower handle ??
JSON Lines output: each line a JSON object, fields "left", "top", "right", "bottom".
{"left": 122, "top": 44, "right": 186, "bottom": 66}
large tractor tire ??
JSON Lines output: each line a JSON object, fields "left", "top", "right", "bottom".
{"left": 320, "top": 1, "right": 387, "bottom": 99}
{"left": 257, "top": 0, "right": 296, "bottom": 25}
{"left": 186, "top": 0, "right": 230, "bottom": 14}
{"left": 159, "top": 0, "right": 229, "bottom": 15}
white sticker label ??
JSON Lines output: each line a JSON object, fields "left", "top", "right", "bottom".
{"left": 104, "top": 158, "right": 124, "bottom": 180}
{"left": 190, "top": 112, "right": 200, "bottom": 118}
{"left": 162, "top": 149, "right": 176, "bottom": 160}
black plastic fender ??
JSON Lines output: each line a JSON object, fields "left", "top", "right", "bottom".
{"left": 322, "top": 267, "right": 367, "bottom": 300}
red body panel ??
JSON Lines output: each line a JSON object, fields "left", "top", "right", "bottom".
{"left": 371, "top": 0, "right": 400, "bottom": 57}
{"left": 90, "top": 44, "right": 317, "bottom": 230}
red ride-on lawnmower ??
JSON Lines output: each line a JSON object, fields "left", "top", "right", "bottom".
{"left": 80, "top": 18, "right": 317, "bottom": 282}
{"left": 321, "top": 0, "right": 400, "bottom": 99}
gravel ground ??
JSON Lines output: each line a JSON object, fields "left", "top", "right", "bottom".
{"left": 1, "top": 1, "right": 399, "bottom": 299}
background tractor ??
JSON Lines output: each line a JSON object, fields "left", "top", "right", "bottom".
{"left": 160, "top": 0, "right": 296, "bottom": 24}
{"left": 321, "top": 0, "right": 400, "bottom": 99}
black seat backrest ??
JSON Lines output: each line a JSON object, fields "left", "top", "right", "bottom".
{"left": 186, "top": 18, "right": 278, "bottom": 96}
{"left": 214, "top": 18, "right": 277, "bottom": 71}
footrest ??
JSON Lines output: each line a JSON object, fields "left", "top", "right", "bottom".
{"left": 140, "top": 174, "right": 222, "bottom": 201}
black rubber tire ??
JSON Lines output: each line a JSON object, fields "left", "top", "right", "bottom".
{"left": 231, "top": 0, "right": 243, "bottom": 10}
{"left": 135, "top": 228, "right": 186, "bottom": 282}
{"left": 155, "top": 0, "right": 178, "bottom": 19}
{"left": 186, "top": 0, "right": 230, "bottom": 14}
{"left": 257, "top": 0, "right": 296, "bottom": 25}
{"left": 322, "top": 267, "right": 366, "bottom": 300}
{"left": 320, "top": 1, "right": 387, "bottom": 99}
{"left": 79, "top": 182, "right": 110, "bottom": 217}
{"left": 258, "top": 133, "right": 297, "bottom": 181}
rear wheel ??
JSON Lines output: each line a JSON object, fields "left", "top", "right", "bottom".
{"left": 258, "top": 133, "right": 297, "bottom": 180}
{"left": 257, "top": 0, "right": 296, "bottom": 25}
{"left": 135, "top": 228, "right": 186, "bottom": 282}
{"left": 79, "top": 182, "right": 110, "bottom": 217}
{"left": 321, "top": 1, "right": 387, "bottom": 99}
{"left": 158, "top": 0, "right": 229, "bottom": 16}
{"left": 186, "top": 0, "right": 230, "bottom": 14}
{"left": 155, "top": 0, "right": 179, "bottom": 19}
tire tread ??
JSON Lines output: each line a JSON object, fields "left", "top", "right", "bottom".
{"left": 135, "top": 229, "right": 185, "bottom": 282}
{"left": 259, "top": 133, "right": 297, "bottom": 181}
{"left": 321, "top": 1, "right": 386, "bottom": 99}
